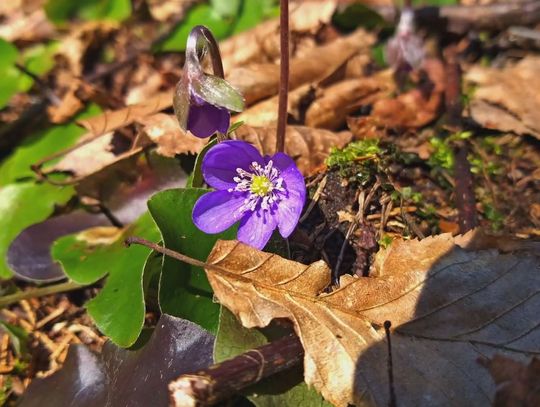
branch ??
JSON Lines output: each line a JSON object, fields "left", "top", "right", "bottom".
{"left": 0, "top": 281, "right": 84, "bottom": 308}
{"left": 169, "top": 334, "right": 304, "bottom": 407}
{"left": 377, "top": 1, "right": 540, "bottom": 34}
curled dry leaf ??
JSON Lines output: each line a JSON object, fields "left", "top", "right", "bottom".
{"left": 465, "top": 56, "right": 540, "bottom": 139}
{"left": 481, "top": 355, "right": 540, "bottom": 407}
{"left": 235, "top": 124, "right": 352, "bottom": 176}
{"left": 78, "top": 92, "right": 172, "bottom": 136}
{"left": 139, "top": 113, "right": 207, "bottom": 157}
{"left": 227, "top": 29, "right": 375, "bottom": 105}
{"left": 305, "top": 72, "right": 394, "bottom": 130}
{"left": 221, "top": 0, "right": 339, "bottom": 72}
{"left": 204, "top": 232, "right": 540, "bottom": 406}
{"left": 233, "top": 84, "right": 315, "bottom": 128}
{"left": 370, "top": 58, "right": 445, "bottom": 128}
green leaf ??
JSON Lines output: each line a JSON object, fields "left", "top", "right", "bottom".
{"left": 0, "top": 39, "right": 21, "bottom": 109}
{"left": 210, "top": 0, "right": 242, "bottom": 18}
{"left": 45, "top": 0, "right": 131, "bottom": 24}
{"left": 0, "top": 104, "right": 101, "bottom": 186}
{"left": 188, "top": 138, "right": 217, "bottom": 188}
{"left": 192, "top": 74, "right": 245, "bottom": 112}
{"left": 52, "top": 212, "right": 160, "bottom": 347}
{"left": 332, "top": 4, "right": 386, "bottom": 32}
{"left": 147, "top": 188, "right": 236, "bottom": 334}
{"left": 0, "top": 320, "right": 28, "bottom": 356}
{"left": 0, "top": 182, "right": 74, "bottom": 279}
{"left": 156, "top": 4, "right": 231, "bottom": 52}
{"left": 232, "top": 0, "right": 279, "bottom": 34}
{"left": 215, "top": 307, "right": 332, "bottom": 406}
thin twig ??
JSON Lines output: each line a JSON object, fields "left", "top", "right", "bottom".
{"left": 0, "top": 282, "right": 83, "bottom": 309}
{"left": 275, "top": 0, "right": 289, "bottom": 153}
{"left": 384, "top": 321, "right": 397, "bottom": 407}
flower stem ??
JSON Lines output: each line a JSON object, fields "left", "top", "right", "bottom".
{"left": 0, "top": 281, "right": 84, "bottom": 308}
{"left": 275, "top": 0, "right": 290, "bottom": 153}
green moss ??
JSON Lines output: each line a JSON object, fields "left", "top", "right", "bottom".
{"left": 326, "top": 139, "right": 381, "bottom": 184}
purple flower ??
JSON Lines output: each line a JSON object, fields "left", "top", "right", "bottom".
{"left": 173, "top": 26, "right": 244, "bottom": 138}
{"left": 193, "top": 140, "right": 306, "bottom": 250}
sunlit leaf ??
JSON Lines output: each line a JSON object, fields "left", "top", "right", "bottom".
{"left": 0, "top": 182, "right": 74, "bottom": 279}
{"left": 45, "top": 0, "right": 131, "bottom": 24}
{"left": 52, "top": 212, "right": 160, "bottom": 346}
{"left": 0, "top": 104, "right": 101, "bottom": 186}
{"left": 156, "top": 4, "right": 231, "bottom": 52}
{"left": 147, "top": 188, "right": 236, "bottom": 334}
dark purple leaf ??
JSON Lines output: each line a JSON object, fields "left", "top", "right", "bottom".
{"left": 19, "top": 314, "right": 214, "bottom": 407}
{"left": 7, "top": 211, "right": 108, "bottom": 283}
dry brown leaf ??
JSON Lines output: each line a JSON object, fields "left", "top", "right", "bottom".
{"left": 221, "top": 0, "right": 339, "bottom": 72}
{"left": 370, "top": 59, "right": 445, "bottom": 128}
{"left": 204, "top": 233, "right": 540, "bottom": 406}
{"left": 305, "top": 72, "right": 394, "bottom": 130}
{"left": 50, "top": 132, "right": 118, "bottom": 177}
{"left": 0, "top": 4, "right": 54, "bottom": 42}
{"left": 146, "top": 0, "right": 199, "bottom": 22}
{"left": 233, "top": 84, "right": 315, "bottom": 127}
{"left": 235, "top": 125, "right": 352, "bottom": 175}
{"left": 77, "top": 92, "right": 171, "bottom": 135}
{"left": 227, "top": 29, "right": 375, "bottom": 105}
{"left": 139, "top": 113, "right": 207, "bottom": 157}
{"left": 465, "top": 56, "right": 540, "bottom": 139}
{"left": 482, "top": 355, "right": 540, "bottom": 407}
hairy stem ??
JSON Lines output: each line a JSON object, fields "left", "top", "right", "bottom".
{"left": 275, "top": 0, "right": 290, "bottom": 153}
{"left": 0, "top": 281, "right": 84, "bottom": 308}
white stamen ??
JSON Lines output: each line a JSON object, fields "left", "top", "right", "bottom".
{"left": 231, "top": 160, "right": 285, "bottom": 213}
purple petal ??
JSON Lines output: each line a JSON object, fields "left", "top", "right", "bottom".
{"left": 192, "top": 190, "right": 246, "bottom": 234}
{"left": 270, "top": 153, "right": 306, "bottom": 237}
{"left": 187, "top": 101, "right": 230, "bottom": 138}
{"left": 202, "top": 140, "right": 263, "bottom": 190}
{"left": 237, "top": 210, "right": 277, "bottom": 250}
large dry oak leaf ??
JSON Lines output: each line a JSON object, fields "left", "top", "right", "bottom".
{"left": 204, "top": 233, "right": 540, "bottom": 406}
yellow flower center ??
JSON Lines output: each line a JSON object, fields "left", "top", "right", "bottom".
{"left": 250, "top": 175, "right": 272, "bottom": 196}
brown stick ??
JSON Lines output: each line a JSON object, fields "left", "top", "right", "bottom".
{"left": 169, "top": 334, "right": 304, "bottom": 407}
{"left": 377, "top": 1, "right": 540, "bottom": 34}
{"left": 275, "top": 0, "right": 289, "bottom": 153}
{"left": 444, "top": 47, "right": 477, "bottom": 234}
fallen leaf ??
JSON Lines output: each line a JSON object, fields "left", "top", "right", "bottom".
{"left": 77, "top": 91, "right": 171, "bottom": 136}
{"left": 146, "top": 0, "right": 199, "bottom": 22}
{"left": 305, "top": 73, "right": 393, "bottom": 130}
{"left": 370, "top": 58, "right": 445, "bottom": 128}
{"left": 235, "top": 125, "right": 352, "bottom": 176}
{"left": 481, "top": 355, "right": 540, "bottom": 407}
{"left": 203, "top": 233, "right": 540, "bottom": 406}
{"left": 19, "top": 314, "right": 214, "bottom": 407}
{"left": 221, "top": 1, "right": 339, "bottom": 72}
{"left": 0, "top": 2, "right": 55, "bottom": 42}
{"left": 227, "top": 29, "right": 375, "bottom": 105}
{"left": 465, "top": 56, "right": 540, "bottom": 139}
{"left": 139, "top": 113, "right": 208, "bottom": 157}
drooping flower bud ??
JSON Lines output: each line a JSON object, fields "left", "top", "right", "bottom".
{"left": 173, "top": 26, "right": 245, "bottom": 138}
{"left": 385, "top": 8, "right": 425, "bottom": 71}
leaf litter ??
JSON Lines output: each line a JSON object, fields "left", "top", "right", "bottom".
{"left": 0, "top": 0, "right": 539, "bottom": 406}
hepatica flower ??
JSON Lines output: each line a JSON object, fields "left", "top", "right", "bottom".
{"left": 193, "top": 141, "right": 306, "bottom": 250}
{"left": 173, "top": 25, "right": 244, "bottom": 138}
